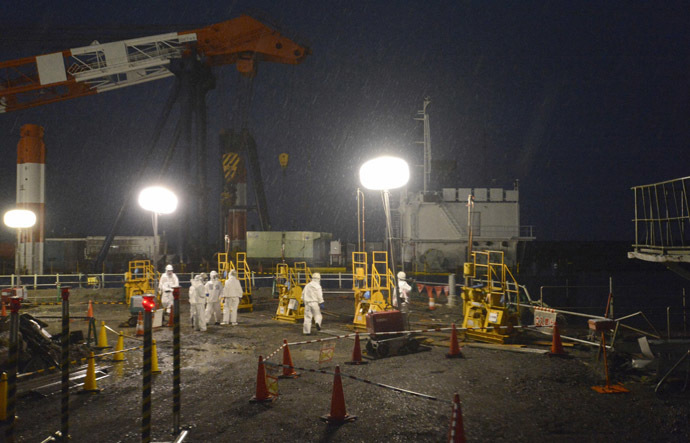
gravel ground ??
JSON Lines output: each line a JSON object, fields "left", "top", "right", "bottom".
{"left": 3, "top": 287, "right": 689, "bottom": 442}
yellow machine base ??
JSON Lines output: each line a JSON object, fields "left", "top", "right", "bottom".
{"left": 273, "top": 313, "right": 302, "bottom": 323}
{"left": 464, "top": 330, "right": 513, "bottom": 344}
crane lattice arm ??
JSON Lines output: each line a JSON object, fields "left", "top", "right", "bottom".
{"left": 0, "top": 15, "right": 309, "bottom": 113}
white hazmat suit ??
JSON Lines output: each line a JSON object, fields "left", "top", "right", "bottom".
{"left": 396, "top": 271, "right": 411, "bottom": 313}
{"left": 221, "top": 270, "right": 243, "bottom": 325}
{"left": 302, "top": 273, "right": 324, "bottom": 335}
{"left": 205, "top": 271, "right": 223, "bottom": 325}
{"left": 189, "top": 275, "right": 207, "bottom": 332}
{"left": 158, "top": 264, "right": 179, "bottom": 314}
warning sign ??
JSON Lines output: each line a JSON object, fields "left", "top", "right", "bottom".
{"left": 266, "top": 374, "right": 279, "bottom": 396}
{"left": 319, "top": 342, "right": 335, "bottom": 365}
{"left": 533, "top": 307, "right": 557, "bottom": 328}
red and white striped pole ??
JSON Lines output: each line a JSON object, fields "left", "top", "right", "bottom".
{"left": 16, "top": 124, "right": 45, "bottom": 274}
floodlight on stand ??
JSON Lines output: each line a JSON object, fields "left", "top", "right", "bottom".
{"left": 138, "top": 186, "right": 178, "bottom": 275}
{"left": 358, "top": 156, "right": 409, "bottom": 304}
{"left": 359, "top": 156, "right": 409, "bottom": 191}
{"left": 4, "top": 209, "right": 37, "bottom": 277}
{"left": 3, "top": 209, "right": 37, "bottom": 229}
{"left": 138, "top": 186, "right": 178, "bottom": 214}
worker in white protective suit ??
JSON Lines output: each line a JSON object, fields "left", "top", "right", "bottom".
{"left": 221, "top": 269, "right": 243, "bottom": 325}
{"left": 205, "top": 270, "right": 223, "bottom": 325}
{"left": 189, "top": 274, "right": 207, "bottom": 332}
{"left": 396, "top": 271, "right": 412, "bottom": 313}
{"left": 158, "top": 264, "right": 179, "bottom": 316}
{"left": 302, "top": 272, "right": 324, "bottom": 335}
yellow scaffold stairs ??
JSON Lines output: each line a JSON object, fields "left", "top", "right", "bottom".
{"left": 273, "top": 262, "right": 312, "bottom": 323}
{"left": 460, "top": 250, "right": 521, "bottom": 344}
{"left": 352, "top": 251, "right": 395, "bottom": 330}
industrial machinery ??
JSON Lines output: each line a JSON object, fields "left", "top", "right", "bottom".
{"left": 124, "top": 259, "right": 158, "bottom": 305}
{"left": 364, "top": 309, "right": 420, "bottom": 358}
{"left": 0, "top": 15, "right": 310, "bottom": 268}
{"left": 460, "top": 250, "right": 521, "bottom": 344}
{"left": 217, "top": 251, "right": 254, "bottom": 312}
{"left": 273, "top": 262, "right": 312, "bottom": 323}
{"left": 352, "top": 251, "right": 395, "bottom": 330}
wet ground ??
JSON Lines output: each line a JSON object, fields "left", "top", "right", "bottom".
{"left": 4, "top": 288, "right": 690, "bottom": 442}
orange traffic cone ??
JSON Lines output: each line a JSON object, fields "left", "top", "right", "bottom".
{"left": 345, "top": 332, "right": 368, "bottom": 365}
{"left": 0, "top": 372, "right": 7, "bottom": 421}
{"left": 447, "top": 393, "right": 466, "bottom": 443}
{"left": 427, "top": 286, "right": 436, "bottom": 310}
{"left": 547, "top": 323, "right": 568, "bottom": 357}
{"left": 446, "top": 323, "right": 463, "bottom": 358}
{"left": 136, "top": 312, "right": 144, "bottom": 336}
{"left": 250, "top": 356, "right": 276, "bottom": 403}
{"left": 86, "top": 300, "right": 94, "bottom": 319}
{"left": 96, "top": 321, "right": 111, "bottom": 349}
{"left": 113, "top": 332, "right": 125, "bottom": 362}
{"left": 279, "top": 339, "right": 299, "bottom": 378}
{"left": 82, "top": 352, "right": 101, "bottom": 393}
{"left": 321, "top": 365, "right": 356, "bottom": 425}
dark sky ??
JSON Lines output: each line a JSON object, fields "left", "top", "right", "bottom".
{"left": 1, "top": 1, "right": 688, "bottom": 246}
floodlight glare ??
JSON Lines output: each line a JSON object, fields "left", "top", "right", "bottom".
{"left": 4, "top": 209, "right": 37, "bottom": 229}
{"left": 359, "top": 156, "right": 409, "bottom": 190}
{"left": 138, "top": 186, "right": 178, "bottom": 214}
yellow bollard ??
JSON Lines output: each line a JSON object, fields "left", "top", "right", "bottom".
{"left": 113, "top": 332, "right": 125, "bottom": 362}
{"left": 83, "top": 352, "right": 100, "bottom": 392}
{"left": 151, "top": 339, "right": 161, "bottom": 374}
{"left": 0, "top": 372, "right": 7, "bottom": 421}
{"left": 97, "top": 321, "right": 110, "bottom": 349}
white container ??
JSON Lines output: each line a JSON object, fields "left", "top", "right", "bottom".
{"left": 490, "top": 188, "right": 503, "bottom": 201}
{"left": 505, "top": 190, "right": 519, "bottom": 201}
{"left": 474, "top": 188, "right": 488, "bottom": 201}
{"left": 457, "top": 188, "right": 472, "bottom": 202}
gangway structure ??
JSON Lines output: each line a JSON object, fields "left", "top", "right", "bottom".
{"left": 217, "top": 251, "right": 253, "bottom": 311}
{"left": 461, "top": 250, "right": 521, "bottom": 343}
{"left": 273, "top": 261, "right": 312, "bottom": 323}
{"left": 629, "top": 176, "right": 690, "bottom": 278}
{"left": 352, "top": 251, "right": 395, "bottom": 329}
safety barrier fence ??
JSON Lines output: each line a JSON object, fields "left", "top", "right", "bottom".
{"left": 258, "top": 324, "right": 558, "bottom": 440}
{"left": 263, "top": 361, "right": 453, "bottom": 404}
{"left": 1, "top": 288, "right": 185, "bottom": 442}
{"left": 25, "top": 301, "right": 126, "bottom": 306}
{"left": 17, "top": 328, "right": 144, "bottom": 380}
{"left": 263, "top": 324, "right": 554, "bottom": 361}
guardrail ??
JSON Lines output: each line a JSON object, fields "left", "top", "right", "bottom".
{"left": 1, "top": 271, "right": 455, "bottom": 293}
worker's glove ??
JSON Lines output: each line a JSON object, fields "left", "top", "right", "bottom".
{"left": 319, "top": 303, "right": 325, "bottom": 309}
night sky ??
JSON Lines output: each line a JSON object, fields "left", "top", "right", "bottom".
{"left": 1, "top": 1, "right": 688, "bottom": 248}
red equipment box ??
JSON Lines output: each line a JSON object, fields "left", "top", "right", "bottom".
{"left": 588, "top": 319, "right": 616, "bottom": 332}
{"left": 366, "top": 310, "right": 405, "bottom": 337}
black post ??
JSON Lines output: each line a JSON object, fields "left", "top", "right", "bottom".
{"left": 142, "top": 295, "right": 154, "bottom": 443}
{"left": 60, "top": 287, "right": 70, "bottom": 441}
{"left": 5, "top": 296, "right": 21, "bottom": 443}
{"left": 172, "top": 287, "right": 181, "bottom": 434}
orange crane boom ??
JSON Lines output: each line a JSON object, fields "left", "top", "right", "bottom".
{"left": 0, "top": 15, "right": 309, "bottom": 113}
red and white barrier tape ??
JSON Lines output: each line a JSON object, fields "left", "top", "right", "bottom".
{"left": 264, "top": 324, "right": 551, "bottom": 361}
{"left": 263, "top": 361, "right": 452, "bottom": 404}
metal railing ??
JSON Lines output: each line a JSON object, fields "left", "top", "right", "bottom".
{"left": 0, "top": 272, "right": 360, "bottom": 292}
{"left": 631, "top": 176, "right": 690, "bottom": 257}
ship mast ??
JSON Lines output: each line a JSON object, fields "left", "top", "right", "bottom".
{"left": 415, "top": 97, "right": 432, "bottom": 193}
